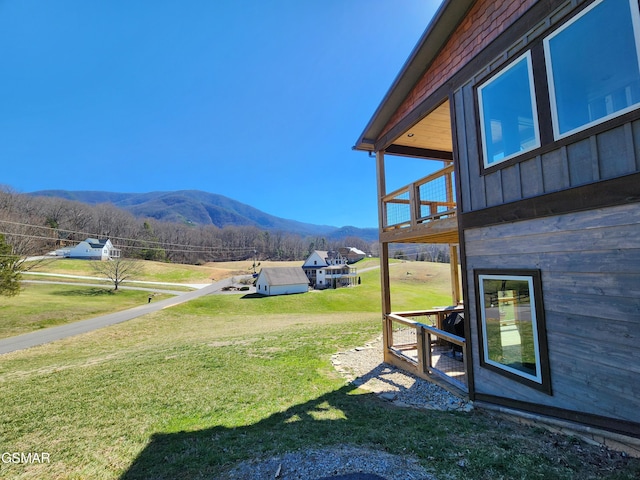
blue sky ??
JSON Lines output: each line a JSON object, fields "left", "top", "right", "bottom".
{"left": 0, "top": 1, "right": 443, "bottom": 229}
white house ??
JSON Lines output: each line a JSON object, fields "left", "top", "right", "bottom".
{"left": 54, "top": 238, "right": 121, "bottom": 261}
{"left": 302, "top": 250, "right": 357, "bottom": 289}
{"left": 255, "top": 267, "right": 309, "bottom": 296}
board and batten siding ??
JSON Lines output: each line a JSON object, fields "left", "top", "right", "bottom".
{"left": 455, "top": 81, "right": 640, "bottom": 214}
{"left": 464, "top": 203, "right": 640, "bottom": 422}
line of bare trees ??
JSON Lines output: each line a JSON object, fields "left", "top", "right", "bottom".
{"left": 0, "top": 188, "right": 373, "bottom": 264}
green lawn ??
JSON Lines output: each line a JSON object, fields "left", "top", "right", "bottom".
{"left": 0, "top": 283, "right": 171, "bottom": 339}
{"left": 0, "top": 261, "right": 637, "bottom": 479}
{"left": 7, "top": 260, "right": 451, "bottom": 339}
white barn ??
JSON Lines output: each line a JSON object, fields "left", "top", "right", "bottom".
{"left": 55, "top": 238, "right": 120, "bottom": 261}
{"left": 255, "top": 267, "right": 309, "bottom": 296}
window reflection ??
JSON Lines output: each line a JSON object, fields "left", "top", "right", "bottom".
{"left": 545, "top": 0, "right": 640, "bottom": 137}
{"left": 479, "top": 274, "right": 542, "bottom": 383}
{"left": 478, "top": 53, "right": 540, "bottom": 167}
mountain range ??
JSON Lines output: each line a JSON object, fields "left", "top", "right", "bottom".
{"left": 29, "top": 190, "right": 378, "bottom": 241}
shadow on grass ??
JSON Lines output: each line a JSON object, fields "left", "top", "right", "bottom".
{"left": 240, "top": 291, "right": 308, "bottom": 300}
{"left": 119, "top": 383, "right": 426, "bottom": 480}
{"left": 239, "top": 292, "right": 265, "bottom": 299}
{"left": 117, "top": 368, "right": 640, "bottom": 480}
{"left": 54, "top": 287, "right": 115, "bottom": 297}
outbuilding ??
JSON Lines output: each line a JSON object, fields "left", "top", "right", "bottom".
{"left": 255, "top": 267, "right": 309, "bottom": 296}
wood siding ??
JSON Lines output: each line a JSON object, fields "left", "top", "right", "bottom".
{"left": 451, "top": 0, "right": 640, "bottom": 432}
{"left": 464, "top": 203, "right": 640, "bottom": 423}
{"left": 456, "top": 116, "right": 640, "bottom": 213}
{"left": 381, "top": 0, "right": 537, "bottom": 142}
{"left": 451, "top": 0, "right": 640, "bottom": 214}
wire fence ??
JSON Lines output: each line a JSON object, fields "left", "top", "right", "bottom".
{"left": 387, "top": 310, "right": 467, "bottom": 392}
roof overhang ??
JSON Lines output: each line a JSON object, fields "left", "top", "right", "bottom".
{"left": 353, "top": 0, "right": 476, "bottom": 155}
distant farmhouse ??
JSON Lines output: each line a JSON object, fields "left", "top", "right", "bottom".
{"left": 54, "top": 238, "right": 120, "bottom": 261}
{"left": 255, "top": 267, "right": 309, "bottom": 296}
{"left": 302, "top": 250, "right": 359, "bottom": 289}
{"left": 256, "top": 249, "right": 364, "bottom": 297}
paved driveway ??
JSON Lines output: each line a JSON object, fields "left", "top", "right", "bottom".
{"left": 0, "top": 276, "right": 244, "bottom": 355}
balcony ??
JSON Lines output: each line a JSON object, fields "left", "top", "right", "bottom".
{"left": 380, "top": 164, "right": 458, "bottom": 244}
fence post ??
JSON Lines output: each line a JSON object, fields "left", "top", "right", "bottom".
{"left": 416, "top": 324, "right": 425, "bottom": 373}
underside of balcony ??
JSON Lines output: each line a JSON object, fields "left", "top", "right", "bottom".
{"left": 380, "top": 214, "right": 458, "bottom": 244}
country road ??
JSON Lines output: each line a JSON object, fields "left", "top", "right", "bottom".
{"left": 0, "top": 276, "right": 247, "bottom": 355}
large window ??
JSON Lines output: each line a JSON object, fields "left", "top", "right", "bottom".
{"left": 477, "top": 52, "right": 540, "bottom": 168}
{"left": 475, "top": 270, "right": 551, "bottom": 393}
{"left": 545, "top": 0, "right": 640, "bottom": 138}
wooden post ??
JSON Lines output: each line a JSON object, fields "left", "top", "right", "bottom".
{"left": 417, "top": 324, "right": 426, "bottom": 375}
{"left": 409, "top": 182, "right": 419, "bottom": 228}
{"left": 380, "top": 242, "right": 392, "bottom": 359}
{"left": 376, "top": 150, "right": 386, "bottom": 229}
{"left": 449, "top": 243, "right": 461, "bottom": 304}
{"left": 377, "top": 151, "right": 392, "bottom": 360}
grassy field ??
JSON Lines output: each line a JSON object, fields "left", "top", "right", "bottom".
{"left": 8, "top": 259, "right": 452, "bottom": 339}
{"left": 0, "top": 283, "right": 172, "bottom": 339}
{"left": 0, "top": 260, "right": 637, "bottom": 479}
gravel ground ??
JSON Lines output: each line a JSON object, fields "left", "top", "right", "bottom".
{"left": 219, "top": 337, "right": 469, "bottom": 480}
{"left": 219, "top": 445, "right": 435, "bottom": 480}
{"left": 331, "top": 337, "right": 471, "bottom": 412}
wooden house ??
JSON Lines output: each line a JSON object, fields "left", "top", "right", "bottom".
{"left": 354, "top": 0, "right": 640, "bottom": 445}
{"left": 255, "top": 267, "right": 309, "bottom": 296}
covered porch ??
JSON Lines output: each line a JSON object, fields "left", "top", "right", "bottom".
{"left": 368, "top": 98, "right": 467, "bottom": 394}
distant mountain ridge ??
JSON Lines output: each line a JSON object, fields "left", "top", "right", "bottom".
{"left": 29, "top": 189, "right": 378, "bottom": 241}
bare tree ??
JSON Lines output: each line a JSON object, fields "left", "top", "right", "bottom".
{"left": 90, "top": 257, "right": 142, "bottom": 291}
{"left": 0, "top": 233, "right": 21, "bottom": 296}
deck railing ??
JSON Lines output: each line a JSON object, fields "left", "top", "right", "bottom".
{"left": 382, "top": 164, "right": 456, "bottom": 230}
{"left": 386, "top": 307, "right": 467, "bottom": 392}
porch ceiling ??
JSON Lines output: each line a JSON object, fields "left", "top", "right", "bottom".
{"left": 391, "top": 100, "right": 453, "bottom": 153}
{"left": 383, "top": 100, "right": 454, "bottom": 161}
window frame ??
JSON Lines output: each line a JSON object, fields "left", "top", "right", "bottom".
{"left": 474, "top": 269, "right": 552, "bottom": 394}
{"left": 544, "top": 0, "right": 640, "bottom": 140}
{"left": 477, "top": 51, "right": 541, "bottom": 169}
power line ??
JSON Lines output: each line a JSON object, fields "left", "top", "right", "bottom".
{"left": 0, "top": 219, "right": 258, "bottom": 254}
{"left": 0, "top": 218, "right": 225, "bottom": 250}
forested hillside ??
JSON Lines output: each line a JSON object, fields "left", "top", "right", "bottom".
{"left": 0, "top": 188, "right": 374, "bottom": 264}
{"left": 29, "top": 189, "right": 378, "bottom": 240}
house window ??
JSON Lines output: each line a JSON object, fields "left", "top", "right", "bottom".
{"left": 475, "top": 270, "right": 551, "bottom": 393}
{"left": 477, "top": 52, "right": 540, "bottom": 168}
{"left": 544, "top": 0, "right": 640, "bottom": 139}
